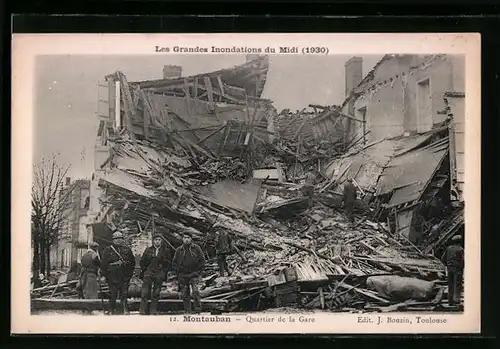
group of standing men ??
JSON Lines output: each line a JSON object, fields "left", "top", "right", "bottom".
{"left": 78, "top": 226, "right": 241, "bottom": 315}
{"left": 77, "top": 232, "right": 137, "bottom": 315}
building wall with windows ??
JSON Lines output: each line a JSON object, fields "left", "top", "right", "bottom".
{"left": 341, "top": 54, "right": 465, "bottom": 143}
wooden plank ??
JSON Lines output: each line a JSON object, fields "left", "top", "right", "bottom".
{"left": 161, "top": 106, "right": 173, "bottom": 131}
{"left": 173, "top": 133, "right": 216, "bottom": 159}
{"left": 115, "top": 72, "right": 137, "bottom": 141}
{"left": 244, "top": 94, "right": 251, "bottom": 123}
{"left": 379, "top": 299, "right": 417, "bottom": 313}
{"left": 293, "top": 117, "right": 309, "bottom": 140}
{"left": 137, "top": 89, "right": 151, "bottom": 138}
{"left": 31, "top": 298, "right": 229, "bottom": 312}
{"left": 351, "top": 256, "right": 443, "bottom": 271}
{"left": 360, "top": 241, "right": 386, "bottom": 256}
{"left": 183, "top": 78, "right": 192, "bottom": 117}
{"left": 194, "top": 77, "right": 199, "bottom": 99}
{"left": 196, "top": 125, "right": 225, "bottom": 145}
{"left": 432, "top": 287, "right": 445, "bottom": 304}
{"left": 218, "top": 122, "right": 230, "bottom": 155}
{"left": 319, "top": 287, "right": 325, "bottom": 309}
{"left": 217, "top": 75, "right": 225, "bottom": 96}
{"left": 204, "top": 76, "right": 215, "bottom": 109}
{"left": 337, "top": 282, "right": 390, "bottom": 304}
{"left": 373, "top": 234, "right": 390, "bottom": 247}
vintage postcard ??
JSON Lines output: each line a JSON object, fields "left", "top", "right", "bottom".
{"left": 12, "top": 33, "right": 481, "bottom": 334}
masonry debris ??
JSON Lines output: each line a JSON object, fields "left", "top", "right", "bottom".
{"left": 32, "top": 55, "right": 464, "bottom": 314}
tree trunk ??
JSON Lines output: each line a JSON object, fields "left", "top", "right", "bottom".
{"left": 39, "top": 239, "right": 46, "bottom": 276}
{"left": 32, "top": 239, "right": 40, "bottom": 275}
{"left": 45, "top": 243, "right": 51, "bottom": 276}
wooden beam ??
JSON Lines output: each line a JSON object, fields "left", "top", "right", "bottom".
{"left": 218, "top": 122, "right": 230, "bottom": 155}
{"left": 316, "top": 108, "right": 366, "bottom": 124}
{"left": 217, "top": 75, "right": 225, "bottom": 96}
{"left": 183, "top": 78, "right": 192, "bottom": 117}
{"left": 338, "top": 111, "right": 365, "bottom": 123}
{"left": 136, "top": 88, "right": 153, "bottom": 139}
{"left": 115, "top": 72, "right": 137, "bottom": 141}
{"left": 194, "top": 77, "right": 199, "bottom": 99}
{"left": 337, "top": 283, "right": 391, "bottom": 304}
{"left": 308, "top": 104, "right": 328, "bottom": 110}
{"left": 31, "top": 298, "right": 229, "bottom": 312}
{"left": 293, "top": 117, "right": 308, "bottom": 140}
{"left": 196, "top": 124, "right": 225, "bottom": 145}
{"left": 144, "top": 82, "right": 245, "bottom": 105}
{"left": 204, "top": 76, "right": 215, "bottom": 109}
{"left": 173, "top": 133, "right": 216, "bottom": 159}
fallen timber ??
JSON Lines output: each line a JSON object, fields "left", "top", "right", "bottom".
{"left": 45, "top": 182, "right": 449, "bottom": 313}
{"left": 31, "top": 298, "right": 229, "bottom": 313}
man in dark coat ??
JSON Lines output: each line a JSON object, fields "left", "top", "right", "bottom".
{"left": 214, "top": 225, "right": 246, "bottom": 277}
{"left": 302, "top": 168, "right": 316, "bottom": 199}
{"left": 80, "top": 241, "right": 101, "bottom": 300}
{"left": 100, "top": 231, "right": 136, "bottom": 315}
{"left": 139, "top": 233, "right": 174, "bottom": 315}
{"left": 441, "top": 235, "right": 464, "bottom": 306}
{"left": 342, "top": 178, "right": 358, "bottom": 223}
{"left": 173, "top": 231, "right": 206, "bottom": 313}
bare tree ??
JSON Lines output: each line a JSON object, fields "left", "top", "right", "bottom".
{"left": 31, "top": 155, "right": 73, "bottom": 277}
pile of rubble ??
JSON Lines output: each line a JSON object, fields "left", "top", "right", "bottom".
{"left": 33, "top": 127, "right": 455, "bottom": 312}
{"left": 32, "top": 200, "right": 456, "bottom": 313}
{"left": 31, "top": 62, "right": 463, "bottom": 313}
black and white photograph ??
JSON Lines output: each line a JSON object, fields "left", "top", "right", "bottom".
{"left": 12, "top": 33, "right": 480, "bottom": 334}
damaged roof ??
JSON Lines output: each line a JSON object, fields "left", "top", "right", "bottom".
{"left": 324, "top": 131, "right": 435, "bottom": 193}
{"left": 325, "top": 127, "right": 448, "bottom": 208}
{"left": 376, "top": 137, "right": 449, "bottom": 207}
{"left": 130, "top": 55, "right": 270, "bottom": 99}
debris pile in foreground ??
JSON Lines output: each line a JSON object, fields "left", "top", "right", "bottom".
{"left": 32, "top": 162, "right": 459, "bottom": 312}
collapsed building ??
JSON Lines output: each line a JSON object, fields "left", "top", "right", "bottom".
{"left": 327, "top": 54, "right": 465, "bottom": 256}
{"left": 31, "top": 54, "right": 465, "bottom": 314}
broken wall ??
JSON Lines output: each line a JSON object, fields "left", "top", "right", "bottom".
{"left": 342, "top": 55, "right": 465, "bottom": 143}
{"left": 403, "top": 56, "right": 456, "bottom": 131}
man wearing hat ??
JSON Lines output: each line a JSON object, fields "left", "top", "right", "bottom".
{"left": 213, "top": 224, "right": 247, "bottom": 277}
{"left": 100, "top": 231, "right": 136, "bottom": 315}
{"left": 139, "top": 233, "right": 174, "bottom": 315}
{"left": 172, "top": 231, "right": 206, "bottom": 313}
{"left": 342, "top": 178, "right": 358, "bottom": 224}
{"left": 441, "top": 235, "right": 464, "bottom": 306}
{"left": 302, "top": 167, "right": 317, "bottom": 202}
{"left": 79, "top": 241, "right": 101, "bottom": 301}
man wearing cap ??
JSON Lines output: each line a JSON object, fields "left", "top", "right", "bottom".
{"left": 100, "top": 231, "right": 136, "bottom": 315}
{"left": 214, "top": 225, "right": 247, "bottom": 277}
{"left": 302, "top": 168, "right": 316, "bottom": 203}
{"left": 173, "top": 231, "right": 206, "bottom": 313}
{"left": 79, "top": 241, "right": 101, "bottom": 301}
{"left": 139, "top": 233, "right": 174, "bottom": 315}
{"left": 441, "top": 235, "right": 464, "bottom": 306}
{"left": 342, "top": 178, "right": 357, "bottom": 223}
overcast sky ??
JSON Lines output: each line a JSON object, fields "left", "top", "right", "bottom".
{"left": 34, "top": 54, "right": 382, "bottom": 179}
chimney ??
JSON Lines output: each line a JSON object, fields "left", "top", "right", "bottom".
{"left": 163, "top": 65, "right": 182, "bottom": 79}
{"left": 344, "top": 56, "right": 363, "bottom": 97}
